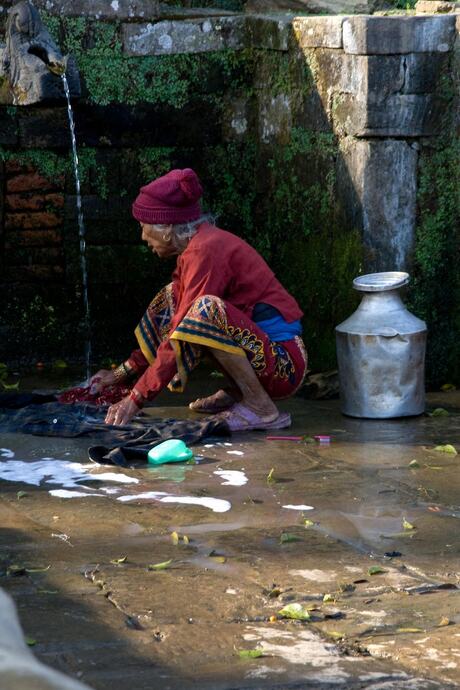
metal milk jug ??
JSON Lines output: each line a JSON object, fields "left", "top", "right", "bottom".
{"left": 335, "top": 272, "right": 427, "bottom": 418}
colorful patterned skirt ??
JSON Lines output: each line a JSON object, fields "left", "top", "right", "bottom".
{"left": 135, "top": 285, "right": 308, "bottom": 400}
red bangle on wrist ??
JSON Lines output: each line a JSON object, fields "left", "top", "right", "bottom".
{"left": 129, "top": 388, "right": 144, "bottom": 408}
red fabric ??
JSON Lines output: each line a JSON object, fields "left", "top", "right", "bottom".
{"left": 58, "top": 379, "right": 131, "bottom": 406}
{"left": 132, "top": 168, "right": 202, "bottom": 225}
{"left": 132, "top": 224, "right": 303, "bottom": 401}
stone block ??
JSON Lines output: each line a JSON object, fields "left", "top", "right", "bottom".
{"left": 0, "top": 107, "right": 18, "bottom": 145}
{"left": 343, "top": 16, "right": 456, "bottom": 54}
{"left": 259, "top": 93, "right": 292, "bottom": 144}
{"left": 122, "top": 16, "right": 245, "bottom": 56}
{"left": 415, "top": 0, "right": 458, "bottom": 13}
{"left": 5, "top": 229, "right": 62, "bottom": 247}
{"left": 6, "top": 172, "right": 61, "bottom": 193}
{"left": 402, "top": 52, "right": 450, "bottom": 93}
{"left": 293, "top": 16, "right": 344, "bottom": 49}
{"left": 3, "top": 264, "right": 64, "bottom": 282}
{"left": 5, "top": 193, "right": 64, "bottom": 212}
{"left": 338, "top": 137, "right": 418, "bottom": 271}
{"left": 333, "top": 92, "right": 443, "bottom": 136}
{"left": 5, "top": 211, "right": 62, "bottom": 230}
{"left": 245, "top": 15, "right": 292, "bottom": 51}
{"left": 159, "top": 6, "right": 238, "bottom": 19}
{"left": 33, "top": 0, "right": 160, "bottom": 21}
{"left": 18, "top": 108, "right": 70, "bottom": 148}
{"left": 245, "top": 0, "right": 380, "bottom": 13}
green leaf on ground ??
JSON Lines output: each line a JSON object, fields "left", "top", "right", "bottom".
{"left": 25, "top": 565, "right": 51, "bottom": 573}
{"left": 208, "top": 550, "right": 226, "bottom": 563}
{"left": 26, "top": 637, "right": 37, "bottom": 646}
{"left": 278, "top": 603, "right": 311, "bottom": 621}
{"left": 323, "top": 593, "right": 335, "bottom": 603}
{"left": 238, "top": 649, "right": 264, "bottom": 659}
{"left": 397, "top": 627, "right": 424, "bottom": 634}
{"left": 402, "top": 518, "right": 416, "bottom": 531}
{"left": 210, "top": 370, "right": 224, "bottom": 378}
{"left": 267, "top": 467, "right": 275, "bottom": 483}
{"left": 302, "top": 436, "right": 315, "bottom": 444}
{"left": 429, "top": 408, "right": 449, "bottom": 417}
{"left": 148, "top": 559, "right": 172, "bottom": 571}
{"left": 7, "top": 565, "right": 26, "bottom": 576}
{"left": 0, "top": 380, "right": 20, "bottom": 390}
{"left": 304, "top": 519, "right": 315, "bottom": 527}
{"left": 52, "top": 359, "right": 68, "bottom": 369}
{"left": 17, "top": 491, "right": 28, "bottom": 499}
{"left": 441, "top": 383, "right": 456, "bottom": 391}
{"left": 433, "top": 444, "right": 457, "bottom": 455}
{"left": 368, "top": 566, "right": 386, "bottom": 576}
{"left": 409, "top": 460, "right": 420, "bottom": 468}
{"left": 280, "top": 533, "right": 303, "bottom": 544}
{"left": 171, "top": 531, "right": 180, "bottom": 545}
{"left": 110, "top": 556, "right": 127, "bottom": 565}
{"left": 437, "top": 617, "right": 450, "bottom": 627}
{"left": 327, "top": 631, "right": 344, "bottom": 640}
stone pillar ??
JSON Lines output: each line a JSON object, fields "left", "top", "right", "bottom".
{"left": 294, "top": 14, "right": 457, "bottom": 272}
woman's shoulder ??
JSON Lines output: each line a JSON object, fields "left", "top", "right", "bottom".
{"left": 192, "top": 223, "right": 246, "bottom": 251}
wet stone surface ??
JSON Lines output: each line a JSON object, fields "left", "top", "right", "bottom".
{"left": 0, "top": 379, "right": 459, "bottom": 689}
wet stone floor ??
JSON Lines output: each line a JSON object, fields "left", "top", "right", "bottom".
{"left": 0, "top": 374, "right": 460, "bottom": 689}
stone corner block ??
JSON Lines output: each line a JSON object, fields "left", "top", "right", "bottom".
{"left": 292, "top": 16, "right": 344, "bottom": 49}
{"left": 122, "top": 16, "right": 245, "bottom": 56}
{"left": 343, "top": 15, "right": 456, "bottom": 54}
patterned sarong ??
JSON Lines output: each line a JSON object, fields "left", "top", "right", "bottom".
{"left": 135, "top": 286, "right": 307, "bottom": 400}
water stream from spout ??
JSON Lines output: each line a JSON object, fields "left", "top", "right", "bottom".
{"left": 62, "top": 74, "right": 91, "bottom": 380}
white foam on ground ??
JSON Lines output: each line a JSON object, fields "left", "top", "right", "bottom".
{"left": 227, "top": 450, "right": 244, "bottom": 456}
{"left": 117, "top": 491, "right": 231, "bottom": 513}
{"left": 50, "top": 490, "right": 104, "bottom": 499}
{"left": 0, "top": 449, "right": 15, "bottom": 458}
{"left": 0, "top": 459, "right": 139, "bottom": 497}
{"left": 214, "top": 470, "right": 248, "bottom": 486}
{"left": 282, "top": 504, "right": 314, "bottom": 511}
{"left": 243, "top": 626, "right": 349, "bottom": 681}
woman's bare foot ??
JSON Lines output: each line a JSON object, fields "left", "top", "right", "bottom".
{"left": 189, "top": 388, "right": 237, "bottom": 413}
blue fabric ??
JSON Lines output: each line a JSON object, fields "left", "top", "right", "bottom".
{"left": 255, "top": 315, "right": 302, "bottom": 343}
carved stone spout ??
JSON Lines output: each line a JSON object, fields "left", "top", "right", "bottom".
{"left": 0, "top": 0, "right": 80, "bottom": 105}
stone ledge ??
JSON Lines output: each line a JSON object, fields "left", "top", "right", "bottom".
{"left": 343, "top": 15, "right": 456, "bottom": 54}
{"left": 33, "top": 0, "right": 160, "bottom": 21}
{"left": 293, "top": 16, "right": 345, "bottom": 49}
{"left": 122, "top": 16, "right": 245, "bottom": 56}
{"left": 158, "top": 4, "right": 238, "bottom": 20}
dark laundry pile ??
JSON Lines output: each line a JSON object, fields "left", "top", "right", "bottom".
{"left": 0, "top": 394, "right": 230, "bottom": 467}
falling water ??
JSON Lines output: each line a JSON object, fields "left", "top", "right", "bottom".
{"left": 62, "top": 74, "right": 91, "bottom": 380}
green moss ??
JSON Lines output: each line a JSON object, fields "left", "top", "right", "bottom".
{"left": 0, "top": 147, "right": 108, "bottom": 199}
{"left": 408, "top": 137, "right": 460, "bottom": 386}
{"left": 44, "top": 15, "right": 253, "bottom": 107}
{"left": 138, "top": 147, "right": 177, "bottom": 183}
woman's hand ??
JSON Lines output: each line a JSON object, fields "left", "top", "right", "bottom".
{"left": 89, "top": 369, "right": 116, "bottom": 394}
{"left": 105, "top": 395, "right": 140, "bottom": 426}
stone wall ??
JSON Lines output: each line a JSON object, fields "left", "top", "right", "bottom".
{"left": 0, "top": 4, "right": 458, "bottom": 383}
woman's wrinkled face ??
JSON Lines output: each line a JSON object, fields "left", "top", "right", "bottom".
{"left": 140, "top": 223, "right": 177, "bottom": 258}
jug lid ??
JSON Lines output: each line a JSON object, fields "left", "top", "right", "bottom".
{"left": 353, "top": 271, "right": 409, "bottom": 292}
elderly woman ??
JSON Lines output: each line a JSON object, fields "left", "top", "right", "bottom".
{"left": 92, "top": 168, "right": 307, "bottom": 430}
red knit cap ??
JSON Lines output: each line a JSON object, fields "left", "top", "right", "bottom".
{"left": 132, "top": 168, "right": 203, "bottom": 225}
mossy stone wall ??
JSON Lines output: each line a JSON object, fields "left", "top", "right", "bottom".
{"left": 0, "top": 9, "right": 458, "bottom": 387}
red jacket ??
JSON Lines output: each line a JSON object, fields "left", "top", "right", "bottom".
{"left": 131, "top": 223, "right": 303, "bottom": 400}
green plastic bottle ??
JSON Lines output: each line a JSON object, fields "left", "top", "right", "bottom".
{"left": 147, "top": 439, "right": 194, "bottom": 465}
